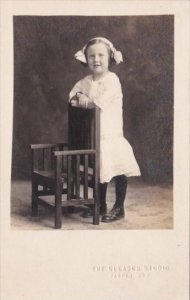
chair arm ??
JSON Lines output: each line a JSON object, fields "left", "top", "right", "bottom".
{"left": 54, "top": 149, "right": 96, "bottom": 156}
{"left": 30, "top": 142, "right": 68, "bottom": 150}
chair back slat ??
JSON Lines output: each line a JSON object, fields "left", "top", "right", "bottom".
{"left": 67, "top": 155, "right": 72, "bottom": 200}
{"left": 68, "top": 105, "right": 94, "bottom": 150}
{"left": 84, "top": 154, "right": 89, "bottom": 199}
{"left": 75, "top": 155, "right": 80, "bottom": 199}
{"left": 68, "top": 105, "right": 100, "bottom": 168}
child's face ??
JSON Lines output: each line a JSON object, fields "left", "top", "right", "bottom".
{"left": 86, "top": 43, "right": 110, "bottom": 77}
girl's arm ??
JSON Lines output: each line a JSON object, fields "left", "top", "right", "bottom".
{"left": 69, "top": 81, "right": 82, "bottom": 101}
{"left": 69, "top": 92, "right": 95, "bottom": 109}
{"left": 69, "top": 81, "right": 82, "bottom": 107}
{"left": 69, "top": 78, "right": 96, "bottom": 109}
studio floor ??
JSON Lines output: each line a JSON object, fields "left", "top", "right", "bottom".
{"left": 11, "top": 177, "right": 173, "bottom": 230}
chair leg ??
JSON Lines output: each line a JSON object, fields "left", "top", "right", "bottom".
{"left": 55, "top": 182, "right": 62, "bottom": 229}
{"left": 93, "top": 182, "right": 100, "bottom": 225}
{"left": 32, "top": 175, "right": 38, "bottom": 217}
{"left": 55, "top": 195, "right": 62, "bottom": 229}
{"left": 55, "top": 155, "right": 63, "bottom": 229}
{"left": 93, "top": 202, "right": 100, "bottom": 225}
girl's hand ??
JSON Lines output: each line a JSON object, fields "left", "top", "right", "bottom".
{"left": 78, "top": 93, "right": 90, "bottom": 109}
{"left": 69, "top": 95, "right": 79, "bottom": 107}
{"left": 70, "top": 99, "right": 79, "bottom": 107}
{"left": 86, "top": 99, "right": 95, "bottom": 109}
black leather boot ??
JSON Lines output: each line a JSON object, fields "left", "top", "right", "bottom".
{"left": 102, "top": 175, "right": 127, "bottom": 223}
{"left": 101, "top": 205, "right": 125, "bottom": 222}
{"left": 81, "top": 182, "right": 108, "bottom": 218}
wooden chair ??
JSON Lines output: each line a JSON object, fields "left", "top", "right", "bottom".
{"left": 31, "top": 105, "right": 100, "bottom": 228}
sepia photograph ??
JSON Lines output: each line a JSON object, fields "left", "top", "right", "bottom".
{"left": 11, "top": 15, "right": 174, "bottom": 230}
{"left": 0, "top": 1, "right": 189, "bottom": 300}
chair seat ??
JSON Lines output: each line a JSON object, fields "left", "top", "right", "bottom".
{"left": 38, "top": 195, "right": 94, "bottom": 208}
{"left": 34, "top": 165, "right": 94, "bottom": 181}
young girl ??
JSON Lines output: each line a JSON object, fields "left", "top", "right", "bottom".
{"left": 69, "top": 37, "right": 141, "bottom": 223}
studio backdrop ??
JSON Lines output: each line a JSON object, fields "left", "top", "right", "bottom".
{"left": 12, "top": 15, "right": 174, "bottom": 183}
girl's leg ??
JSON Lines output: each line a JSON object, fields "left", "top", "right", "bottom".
{"left": 115, "top": 175, "right": 128, "bottom": 207}
{"left": 102, "top": 175, "right": 127, "bottom": 223}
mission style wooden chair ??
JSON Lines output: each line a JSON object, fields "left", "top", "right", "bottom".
{"left": 30, "top": 104, "right": 100, "bottom": 228}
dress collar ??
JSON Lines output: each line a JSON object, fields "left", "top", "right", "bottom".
{"left": 89, "top": 71, "right": 111, "bottom": 83}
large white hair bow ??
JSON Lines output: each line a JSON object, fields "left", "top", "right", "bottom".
{"left": 74, "top": 37, "right": 123, "bottom": 65}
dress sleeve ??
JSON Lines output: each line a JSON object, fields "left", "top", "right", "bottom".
{"left": 69, "top": 80, "right": 83, "bottom": 100}
{"left": 91, "top": 74, "right": 123, "bottom": 110}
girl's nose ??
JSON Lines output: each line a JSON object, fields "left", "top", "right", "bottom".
{"left": 94, "top": 55, "right": 99, "bottom": 62}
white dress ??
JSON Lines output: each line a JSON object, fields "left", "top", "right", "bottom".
{"left": 69, "top": 71, "right": 141, "bottom": 183}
